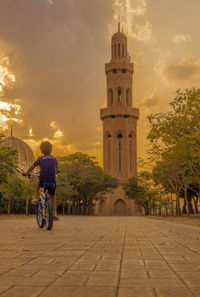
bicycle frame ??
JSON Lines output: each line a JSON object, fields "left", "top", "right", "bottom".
{"left": 36, "top": 189, "right": 48, "bottom": 217}
{"left": 36, "top": 185, "right": 54, "bottom": 230}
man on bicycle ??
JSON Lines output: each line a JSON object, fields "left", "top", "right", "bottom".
{"left": 24, "top": 141, "right": 59, "bottom": 221}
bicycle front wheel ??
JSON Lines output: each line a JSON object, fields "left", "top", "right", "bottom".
{"left": 46, "top": 199, "right": 53, "bottom": 230}
{"left": 36, "top": 201, "right": 45, "bottom": 228}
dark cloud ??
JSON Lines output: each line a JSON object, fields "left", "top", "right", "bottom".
{"left": 0, "top": 0, "right": 114, "bottom": 148}
{"left": 164, "top": 60, "right": 200, "bottom": 81}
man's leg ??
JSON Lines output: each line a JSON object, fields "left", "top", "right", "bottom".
{"left": 50, "top": 194, "right": 56, "bottom": 211}
{"left": 32, "top": 182, "right": 40, "bottom": 204}
{"left": 34, "top": 182, "right": 40, "bottom": 197}
{"left": 49, "top": 193, "right": 59, "bottom": 220}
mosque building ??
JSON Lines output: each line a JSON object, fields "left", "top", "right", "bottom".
{"left": 3, "top": 129, "right": 35, "bottom": 172}
{"left": 96, "top": 24, "right": 140, "bottom": 215}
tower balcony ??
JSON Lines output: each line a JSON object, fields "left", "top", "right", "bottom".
{"left": 100, "top": 106, "right": 139, "bottom": 120}
{"left": 105, "top": 62, "right": 134, "bottom": 74}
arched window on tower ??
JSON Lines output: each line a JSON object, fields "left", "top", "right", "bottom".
{"left": 117, "top": 133, "right": 123, "bottom": 171}
{"left": 112, "top": 45, "right": 114, "bottom": 59}
{"left": 108, "top": 89, "right": 113, "bottom": 106}
{"left": 118, "top": 43, "right": 120, "bottom": 57}
{"left": 122, "top": 44, "right": 124, "bottom": 57}
{"left": 117, "top": 88, "right": 122, "bottom": 104}
{"left": 129, "top": 134, "right": 133, "bottom": 171}
{"left": 114, "top": 44, "right": 116, "bottom": 58}
{"left": 108, "top": 134, "right": 111, "bottom": 171}
{"left": 126, "top": 89, "right": 130, "bottom": 106}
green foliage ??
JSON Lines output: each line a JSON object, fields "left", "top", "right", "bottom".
{"left": 123, "top": 171, "right": 159, "bottom": 215}
{"left": 0, "top": 176, "right": 29, "bottom": 214}
{"left": 147, "top": 88, "right": 200, "bottom": 215}
{"left": 0, "top": 134, "right": 18, "bottom": 184}
{"left": 59, "top": 152, "right": 119, "bottom": 214}
{"left": 147, "top": 88, "right": 200, "bottom": 152}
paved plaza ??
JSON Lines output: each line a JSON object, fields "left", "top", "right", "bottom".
{"left": 1, "top": 216, "right": 200, "bottom": 297}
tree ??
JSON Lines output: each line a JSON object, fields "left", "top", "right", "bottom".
{"left": 147, "top": 88, "right": 200, "bottom": 158}
{"left": 147, "top": 88, "right": 200, "bottom": 215}
{"left": 0, "top": 134, "right": 18, "bottom": 185}
{"left": 59, "top": 152, "right": 119, "bottom": 215}
{"left": 0, "top": 135, "right": 18, "bottom": 214}
{"left": 123, "top": 171, "right": 158, "bottom": 215}
{"left": 0, "top": 177, "right": 27, "bottom": 215}
{"left": 56, "top": 172, "right": 77, "bottom": 215}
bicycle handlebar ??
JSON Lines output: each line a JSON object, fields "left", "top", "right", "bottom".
{"left": 21, "top": 173, "right": 31, "bottom": 178}
{"left": 22, "top": 171, "right": 60, "bottom": 178}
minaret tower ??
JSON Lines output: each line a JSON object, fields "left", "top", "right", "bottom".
{"left": 98, "top": 24, "right": 139, "bottom": 216}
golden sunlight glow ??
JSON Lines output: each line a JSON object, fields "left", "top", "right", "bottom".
{"left": 0, "top": 100, "right": 22, "bottom": 130}
{"left": 50, "top": 121, "right": 64, "bottom": 139}
{"left": 50, "top": 121, "right": 56, "bottom": 128}
{"left": 0, "top": 114, "right": 9, "bottom": 130}
{"left": 0, "top": 56, "right": 15, "bottom": 93}
{"left": 28, "top": 127, "right": 34, "bottom": 137}
{"left": 54, "top": 129, "right": 63, "bottom": 138}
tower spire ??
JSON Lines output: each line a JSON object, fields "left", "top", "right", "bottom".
{"left": 118, "top": 15, "right": 120, "bottom": 32}
{"left": 11, "top": 125, "right": 13, "bottom": 137}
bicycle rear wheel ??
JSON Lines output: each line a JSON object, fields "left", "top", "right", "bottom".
{"left": 46, "top": 199, "right": 53, "bottom": 230}
{"left": 36, "top": 201, "right": 45, "bottom": 228}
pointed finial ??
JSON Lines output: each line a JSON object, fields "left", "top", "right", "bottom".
{"left": 11, "top": 125, "right": 13, "bottom": 137}
{"left": 122, "top": 27, "right": 124, "bottom": 33}
{"left": 118, "top": 15, "right": 120, "bottom": 32}
{"left": 118, "top": 22, "right": 120, "bottom": 32}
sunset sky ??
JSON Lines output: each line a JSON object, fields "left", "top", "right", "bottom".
{"left": 0, "top": 0, "right": 200, "bottom": 163}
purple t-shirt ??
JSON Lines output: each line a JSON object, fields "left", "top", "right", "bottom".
{"left": 34, "top": 155, "right": 58, "bottom": 182}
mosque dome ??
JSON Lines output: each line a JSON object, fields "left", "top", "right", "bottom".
{"left": 111, "top": 23, "right": 128, "bottom": 61}
{"left": 112, "top": 30, "right": 127, "bottom": 41}
{"left": 3, "top": 136, "right": 35, "bottom": 171}
{"left": 111, "top": 23, "right": 127, "bottom": 41}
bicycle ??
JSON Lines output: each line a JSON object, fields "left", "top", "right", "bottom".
{"left": 36, "top": 182, "right": 54, "bottom": 230}
{"left": 22, "top": 174, "right": 54, "bottom": 231}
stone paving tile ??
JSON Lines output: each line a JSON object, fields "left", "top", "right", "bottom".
{"left": 184, "top": 279, "right": 200, "bottom": 288}
{"left": 33, "top": 268, "right": 66, "bottom": 277}
{"left": 95, "top": 263, "right": 120, "bottom": 271}
{"left": 121, "top": 271, "right": 148, "bottom": 278}
{"left": 40, "top": 286, "right": 116, "bottom": 297}
{"left": 85, "top": 271, "right": 119, "bottom": 286}
{"left": 122, "top": 259, "right": 144, "bottom": 266}
{"left": 52, "top": 273, "right": 88, "bottom": 287}
{"left": 191, "top": 288, "right": 200, "bottom": 296}
{"left": 0, "top": 270, "right": 10, "bottom": 276}
{"left": 144, "top": 260, "right": 168, "bottom": 266}
{"left": 148, "top": 270, "right": 178, "bottom": 279}
{"left": 177, "top": 271, "right": 200, "bottom": 278}
{"left": 155, "top": 288, "right": 193, "bottom": 297}
{"left": 1, "top": 286, "right": 45, "bottom": 297}
{"left": 169, "top": 264, "right": 200, "bottom": 272}
{"left": 120, "top": 278, "right": 185, "bottom": 288}
{"left": 0, "top": 287, "right": 12, "bottom": 295}
{"left": 118, "top": 288, "right": 155, "bottom": 297}
{"left": 0, "top": 276, "right": 30, "bottom": 286}
{"left": 4, "top": 267, "right": 39, "bottom": 277}
{"left": 69, "top": 263, "right": 96, "bottom": 271}
{"left": 2, "top": 216, "right": 200, "bottom": 296}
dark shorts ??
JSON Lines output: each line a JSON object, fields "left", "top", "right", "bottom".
{"left": 39, "top": 179, "right": 56, "bottom": 195}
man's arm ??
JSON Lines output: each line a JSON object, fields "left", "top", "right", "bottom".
{"left": 55, "top": 163, "right": 60, "bottom": 174}
{"left": 24, "top": 163, "right": 36, "bottom": 176}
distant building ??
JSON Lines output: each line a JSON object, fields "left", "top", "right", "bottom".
{"left": 3, "top": 131, "right": 35, "bottom": 172}
{"left": 96, "top": 24, "right": 140, "bottom": 215}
